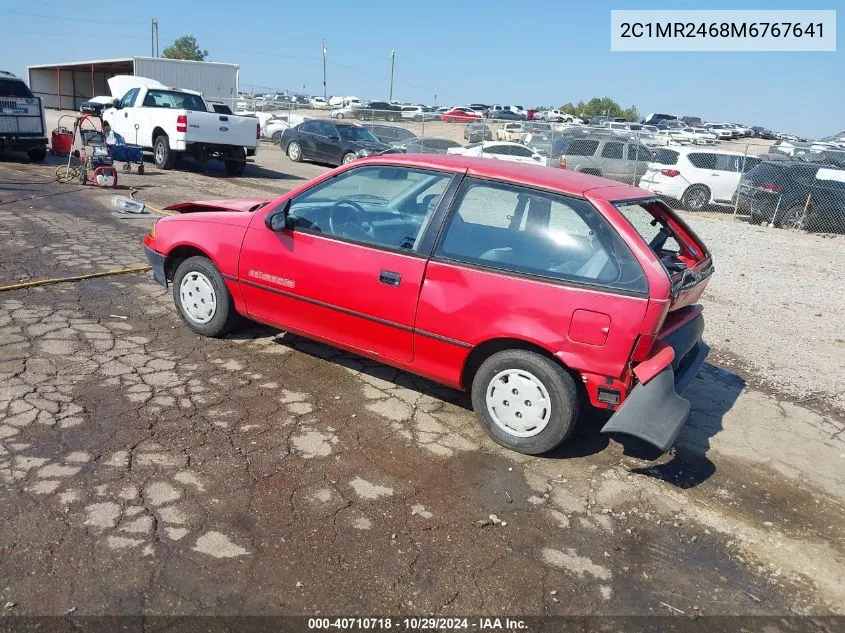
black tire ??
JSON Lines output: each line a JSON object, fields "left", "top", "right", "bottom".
{"left": 777, "top": 204, "right": 810, "bottom": 231}
{"left": 153, "top": 135, "right": 175, "bottom": 170}
{"left": 271, "top": 131, "right": 282, "bottom": 143}
{"left": 225, "top": 147, "right": 247, "bottom": 176}
{"left": 341, "top": 152, "right": 358, "bottom": 165}
{"left": 470, "top": 350, "right": 578, "bottom": 455}
{"left": 137, "top": 163, "right": 145, "bottom": 175}
{"left": 27, "top": 147, "right": 47, "bottom": 162}
{"left": 681, "top": 184, "right": 710, "bottom": 211}
{"left": 122, "top": 163, "right": 132, "bottom": 173}
{"left": 287, "top": 141, "right": 303, "bottom": 162}
{"left": 172, "top": 256, "right": 238, "bottom": 337}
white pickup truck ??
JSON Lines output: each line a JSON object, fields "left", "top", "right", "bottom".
{"left": 102, "top": 77, "right": 259, "bottom": 175}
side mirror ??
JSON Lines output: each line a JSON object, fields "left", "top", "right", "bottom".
{"left": 112, "top": 98, "right": 122, "bottom": 109}
{"left": 265, "top": 200, "right": 292, "bottom": 231}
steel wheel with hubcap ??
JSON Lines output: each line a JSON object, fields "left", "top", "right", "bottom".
{"left": 179, "top": 272, "right": 217, "bottom": 324}
{"left": 471, "top": 349, "right": 578, "bottom": 455}
{"left": 172, "top": 256, "right": 239, "bottom": 337}
{"left": 485, "top": 369, "right": 551, "bottom": 437}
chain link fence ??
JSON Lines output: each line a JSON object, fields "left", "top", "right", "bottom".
{"left": 237, "top": 93, "right": 845, "bottom": 235}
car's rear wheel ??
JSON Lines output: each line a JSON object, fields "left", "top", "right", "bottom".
{"left": 154, "top": 135, "right": 175, "bottom": 170}
{"left": 287, "top": 141, "right": 302, "bottom": 162}
{"left": 682, "top": 184, "right": 710, "bottom": 211}
{"left": 470, "top": 350, "right": 578, "bottom": 455}
{"left": 172, "top": 256, "right": 238, "bottom": 337}
{"left": 778, "top": 204, "right": 809, "bottom": 231}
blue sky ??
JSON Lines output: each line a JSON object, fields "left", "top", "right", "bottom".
{"left": 2, "top": 0, "right": 841, "bottom": 137}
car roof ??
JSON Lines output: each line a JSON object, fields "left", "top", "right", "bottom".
{"left": 667, "top": 146, "right": 750, "bottom": 157}
{"left": 354, "top": 154, "right": 649, "bottom": 200}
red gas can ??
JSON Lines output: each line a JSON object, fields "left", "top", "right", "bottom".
{"left": 51, "top": 127, "right": 73, "bottom": 156}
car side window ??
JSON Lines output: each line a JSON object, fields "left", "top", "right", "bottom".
{"left": 688, "top": 153, "right": 718, "bottom": 170}
{"left": 601, "top": 142, "right": 624, "bottom": 159}
{"left": 120, "top": 88, "right": 139, "bottom": 108}
{"left": 286, "top": 166, "right": 453, "bottom": 252}
{"left": 436, "top": 179, "right": 647, "bottom": 293}
{"left": 300, "top": 121, "right": 318, "bottom": 134}
{"left": 566, "top": 139, "right": 599, "bottom": 157}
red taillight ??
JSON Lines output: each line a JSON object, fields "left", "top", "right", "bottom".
{"left": 661, "top": 169, "right": 680, "bottom": 177}
{"left": 631, "top": 335, "right": 657, "bottom": 362}
{"left": 176, "top": 114, "right": 187, "bottom": 133}
{"left": 759, "top": 182, "right": 781, "bottom": 193}
{"left": 557, "top": 157, "right": 567, "bottom": 169}
{"left": 256, "top": 122, "right": 261, "bottom": 139}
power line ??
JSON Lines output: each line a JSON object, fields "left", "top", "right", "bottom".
{"left": 1, "top": 9, "right": 148, "bottom": 25}
{"left": 0, "top": 28, "right": 148, "bottom": 40}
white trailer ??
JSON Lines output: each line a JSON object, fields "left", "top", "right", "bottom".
{"left": 28, "top": 57, "right": 239, "bottom": 112}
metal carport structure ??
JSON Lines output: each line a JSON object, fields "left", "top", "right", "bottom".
{"left": 27, "top": 58, "right": 134, "bottom": 111}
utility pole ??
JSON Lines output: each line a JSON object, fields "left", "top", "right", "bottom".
{"left": 322, "top": 39, "right": 327, "bottom": 102}
{"left": 389, "top": 49, "right": 395, "bottom": 102}
{"left": 151, "top": 19, "right": 159, "bottom": 57}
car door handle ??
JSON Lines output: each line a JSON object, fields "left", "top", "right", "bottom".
{"left": 379, "top": 270, "right": 402, "bottom": 287}
{"left": 124, "top": 112, "right": 128, "bottom": 118}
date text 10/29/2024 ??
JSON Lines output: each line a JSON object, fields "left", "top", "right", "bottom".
{"left": 308, "top": 617, "right": 528, "bottom": 631}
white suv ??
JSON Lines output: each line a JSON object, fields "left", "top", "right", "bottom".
{"left": 639, "top": 147, "right": 761, "bottom": 210}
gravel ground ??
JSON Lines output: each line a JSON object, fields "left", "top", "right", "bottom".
{"left": 681, "top": 212, "right": 845, "bottom": 413}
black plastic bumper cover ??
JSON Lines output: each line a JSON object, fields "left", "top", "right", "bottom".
{"left": 144, "top": 245, "right": 167, "bottom": 287}
{"left": 601, "top": 341, "right": 710, "bottom": 453}
{"left": 0, "top": 136, "right": 48, "bottom": 151}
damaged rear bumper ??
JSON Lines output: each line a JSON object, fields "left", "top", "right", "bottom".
{"left": 143, "top": 245, "right": 167, "bottom": 287}
{"left": 601, "top": 310, "right": 709, "bottom": 453}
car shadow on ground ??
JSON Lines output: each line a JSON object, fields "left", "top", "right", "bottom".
{"left": 226, "top": 324, "right": 640, "bottom": 461}
{"left": 164, "top": 155, "right": 302, "bottom": 181}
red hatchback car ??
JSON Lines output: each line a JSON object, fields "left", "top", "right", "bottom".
{"left": 143, "top": 155, "right": 713, "bottom": 455}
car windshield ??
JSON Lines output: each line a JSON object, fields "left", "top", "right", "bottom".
{"left": 143, "top": 89, "right": 206, "bottom": 111}
{"left": 0, "top": 78, "right": 34, "bottom": 98}
{"left": 337, "top": 126, "right": 379, "bottom": 142}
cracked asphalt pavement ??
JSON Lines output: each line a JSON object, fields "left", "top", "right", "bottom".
{"left": 1, "top": 157, "right": 844, "bottom": 617}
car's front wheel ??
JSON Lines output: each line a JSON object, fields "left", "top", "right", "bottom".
{"left": 342, "top": 152, "right": 358, "bottom": 165}
{"left": 172, "top": 256, "right": 238, "bottom": 337}
{"left": 287, "top": 141, "right": 302, "bottom": 162}
{"left": 470, "top": 350, "right": 578, "bottom": 455}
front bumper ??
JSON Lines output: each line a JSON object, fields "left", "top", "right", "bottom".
{"left": 0, "top": 135, "right": 48, "bottom": 152}
{"left": 144, "top": 244, "right": 167, "bottom": 287}
{"left": 601, "top": 312, "right": 709, "bottom": 453}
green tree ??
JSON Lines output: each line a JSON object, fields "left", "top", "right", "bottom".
{"left": 559, "top": 98, "right": 640, "bottom": 121}
{"left": 162, "top": 35, "right": 208, "bottom": 61}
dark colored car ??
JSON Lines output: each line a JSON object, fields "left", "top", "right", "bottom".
{"left": 354, "top": 101, "right": 403, "bottom": 122}
{"left": 392, "top": 137, "right": 461, "bottom": 154}
{"left": 280, "top": 120, "right": 397, "bottom": 166}
{"left": 359, "top": 123, "right": 416, "bottom": 146}
{"left": 736, "top": 160, "right": 845, "bottom": 233}
{"left": 490, "top": 110, "right": 523, "bottom": 121}
{"left": 464, "top": 122, "right": 493, "bottom": 142}
{"left": 751, "top": 126, "right": 776, "bottom": 140}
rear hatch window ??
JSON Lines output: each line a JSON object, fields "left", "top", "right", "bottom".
{"left": 0, "top": 79, "right": 34, "bottom": 99}
{"left": 614, "top": 198, "right": 712, "bottom": 310}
